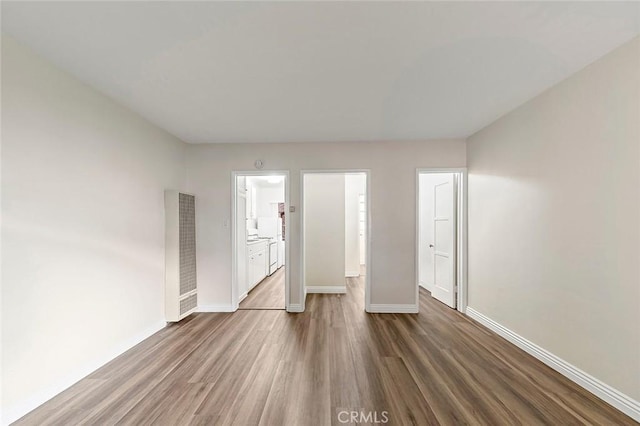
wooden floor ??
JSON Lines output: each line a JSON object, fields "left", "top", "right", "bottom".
{"left": 239, "top": 267, "right": 285, "bottom": 310}
{"left": 15, "top": 272, "right": 636, "bottom": 425}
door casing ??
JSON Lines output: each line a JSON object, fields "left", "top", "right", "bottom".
{"left": 231, "top": 171, "right": 291, "bottom": 311}
{"left": 300, "top": 169, "right": 372, "bottom": 312}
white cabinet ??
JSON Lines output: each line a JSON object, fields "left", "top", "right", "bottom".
{"left": 247, "top": 240, "right": 267, "bottom": 290}
{"left": 245, "top": 186, "right": 251, "bottom": 219}
{"left": 250, "top": 251, "right": 265, "bottom": 287}
{"left": 165, "top": 190, "right": 197, "bottom": 322}
{"left": 237, "top": 176, "right": 246, "bottom": 193}
{"left": 245, "top": 182, "right": 257, "bottom": 220}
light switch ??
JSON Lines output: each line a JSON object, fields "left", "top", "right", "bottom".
{"left": 289, "top": 206, "right": 296, "bottom": 213}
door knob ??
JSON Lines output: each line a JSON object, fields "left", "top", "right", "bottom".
{"left": 429, "top": 244, "right": 434, "bottom": 248}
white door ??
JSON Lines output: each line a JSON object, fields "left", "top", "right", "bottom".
{"left": 236, "top": 177, "right": 248, "bottom": 297}
{"left": 358, "top": 194, "right": 366, "bottom": 265}
{"left": 431, "top": 175, "right": 456, "bottom": 308}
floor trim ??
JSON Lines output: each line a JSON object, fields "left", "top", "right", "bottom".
{"left": 4, "top": 320, "right": 166, "bottom": 425}
{"left": 305, "top": 286, "right": 346, "bottom": 294}
{"left": 197, "top": 304, "right": 236, "bottom": 313}
{"left": 367, "top": 303, "right": 418, "bottom": 313}
{"left": 418, "top": 281, "right": 432, "bottom": 292}
{"left": 287, "top": 303, "right": 304, "bottom": 313}
{"left": 466, "top": 307, "right": 640, "bottom": 422}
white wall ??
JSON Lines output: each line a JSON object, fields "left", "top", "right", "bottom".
{"left": 1, "top": 36, "right": 186, "bottom": 423}
{"left": 304, "top": 174, "right": 345, "bottom": 289}
{"left": 467, "top": 36, "right": 640, "bottom": 402}
{"left": 345, "top": 174, "right": 365, "bottom": 277}
{"left": 185, "top": 139, "right": 466, "bottom": 309}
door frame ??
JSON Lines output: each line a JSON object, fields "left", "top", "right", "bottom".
{"left": 231, "top": 170, "right": 291, "bottom": 311}
{"left": 416, "top": 168, "right": 468, "bottom": 313}
{"left": 300, "top": 169, "right": 372, "bottom": 312}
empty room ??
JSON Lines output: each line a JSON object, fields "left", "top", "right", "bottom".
{"left": 1, "top": 2, "right": 639, "bottom": 425}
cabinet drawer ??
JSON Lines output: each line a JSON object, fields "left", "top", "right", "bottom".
{"left": 247, "top": 241, "right": 266, "bottom": 255}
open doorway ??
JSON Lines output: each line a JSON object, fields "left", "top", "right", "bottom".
{"left": 301, "top": 171, "right": 370, "bottom": 311}
{"left": 232, "top": 172, "right": 289, "bottom": 311}
{"left": 417, "top": 169, "right": 467, "bottom": 312}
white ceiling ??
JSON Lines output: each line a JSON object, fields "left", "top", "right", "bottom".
{"left": 2, "top": 2, "right": 639, "bottom": 144}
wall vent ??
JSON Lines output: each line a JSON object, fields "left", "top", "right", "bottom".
{"left": 165, "top": 191, "right": 198, "bottom": 321}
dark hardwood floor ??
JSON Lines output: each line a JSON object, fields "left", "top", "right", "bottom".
{"left": 14, "top": 269, "right": 636, "bottom": 425}
{"left": 239, "top": 267, "right": 285, "bottom": 310}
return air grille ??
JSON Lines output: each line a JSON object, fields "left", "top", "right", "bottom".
{"left": 180, "top": 294, "right": 197, "bottom": 315}
{"left": 179, "top": 193, "right": 197, "bottom": 295}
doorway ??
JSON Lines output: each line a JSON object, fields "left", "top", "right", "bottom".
{"left": 300, "top": 170, "right": 370, "bottom": 311}
{"left": 417, "top": 169, "right": 467, "bottom": 312}
{"left": 232, "top": 172, "right": 290, "bottom": 311}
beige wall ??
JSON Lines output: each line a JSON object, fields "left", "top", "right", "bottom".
{"left": 1, "top": 37, "right": 186, "bottom": 421}
{"left": 185, "top": 139, "right": 466, "bottom": 308}
{"left": 467, "top": 37, "right": 640, "bottom": 400}
{"left": 304, "top": 174, "right": 346, "bottom": 288}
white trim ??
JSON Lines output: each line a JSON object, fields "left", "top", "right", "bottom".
{"left": 345, "top": 270, "right": 360, "bottom": 278}
{"left": 457, "top": 169, "right": 468, "bottom": 313}
{"left": 231, "top": 171, "right": 291, "bottom": 312}
{"left": 238, "top": 292, "right": 248, "bottom": 303}
{"left": 197, "top": 304, "right": 236, "bottom": 313}
{"left": 418, "top": 281, "right": 431, "bottom": 291}
{"left": 305, "top": 286, "right": 347, "bottom": 294}
{"left": 287, "top": 304, "right": 304, "bottom": 313}
{"left": 466, "top": 307, "right": 640, "bottom": 422}
{"left": 300, "top": 169, "right": 372, "bottom": 312}
{"left": 416, "top": 168, "right": 468, "bottom": 314}
{"left": 367, "top": 304, "right": 418, "bottom": 314}
{"left": 3, "top": 321, "right": 166, "bottom": 425}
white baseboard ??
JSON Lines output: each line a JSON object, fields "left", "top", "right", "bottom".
{"left": 345, "top": 270, "right": 360, "bottom": 278}
{"left": 306, "top": 286, "right": 346, "bottom": 294}
{"left": 287, "top": 304, "right": 304, "bottom": 313}
{"left": 3, "top": 320, "right": 166, "bottom": 426}
{"left": 367, "top": 303, "right": 418, "bottom": 313}
{"left": 418, "top": 281, "right": 432, "bottom": 291}
{"left": 197, "top": 304, "right": 236, "bottom": 313}
{"left": 465, "top": 307, "right": 640, "bottom": 422}
{"left": 238, "top": 292, "right": 248, "bottom": 303}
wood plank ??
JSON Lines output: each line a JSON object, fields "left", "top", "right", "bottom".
{"left": 13, "top": 273, "right": 638, "bottom": 426}
{"left": 239, "top": 266, "right": 285, "bottom": 310}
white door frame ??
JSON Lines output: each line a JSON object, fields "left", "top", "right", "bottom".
{"left": 300, "top": 169, "right": 372, "bottom": 312}
{"left": 416, "top": 168, "right": 468, "bottom": 313}
{"left": 231, "top": 170, "right": 291, "bottom": 311}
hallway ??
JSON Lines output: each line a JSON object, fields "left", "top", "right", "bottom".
{"left": 239, "top": 267, "right": 285, "bottom": 310}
